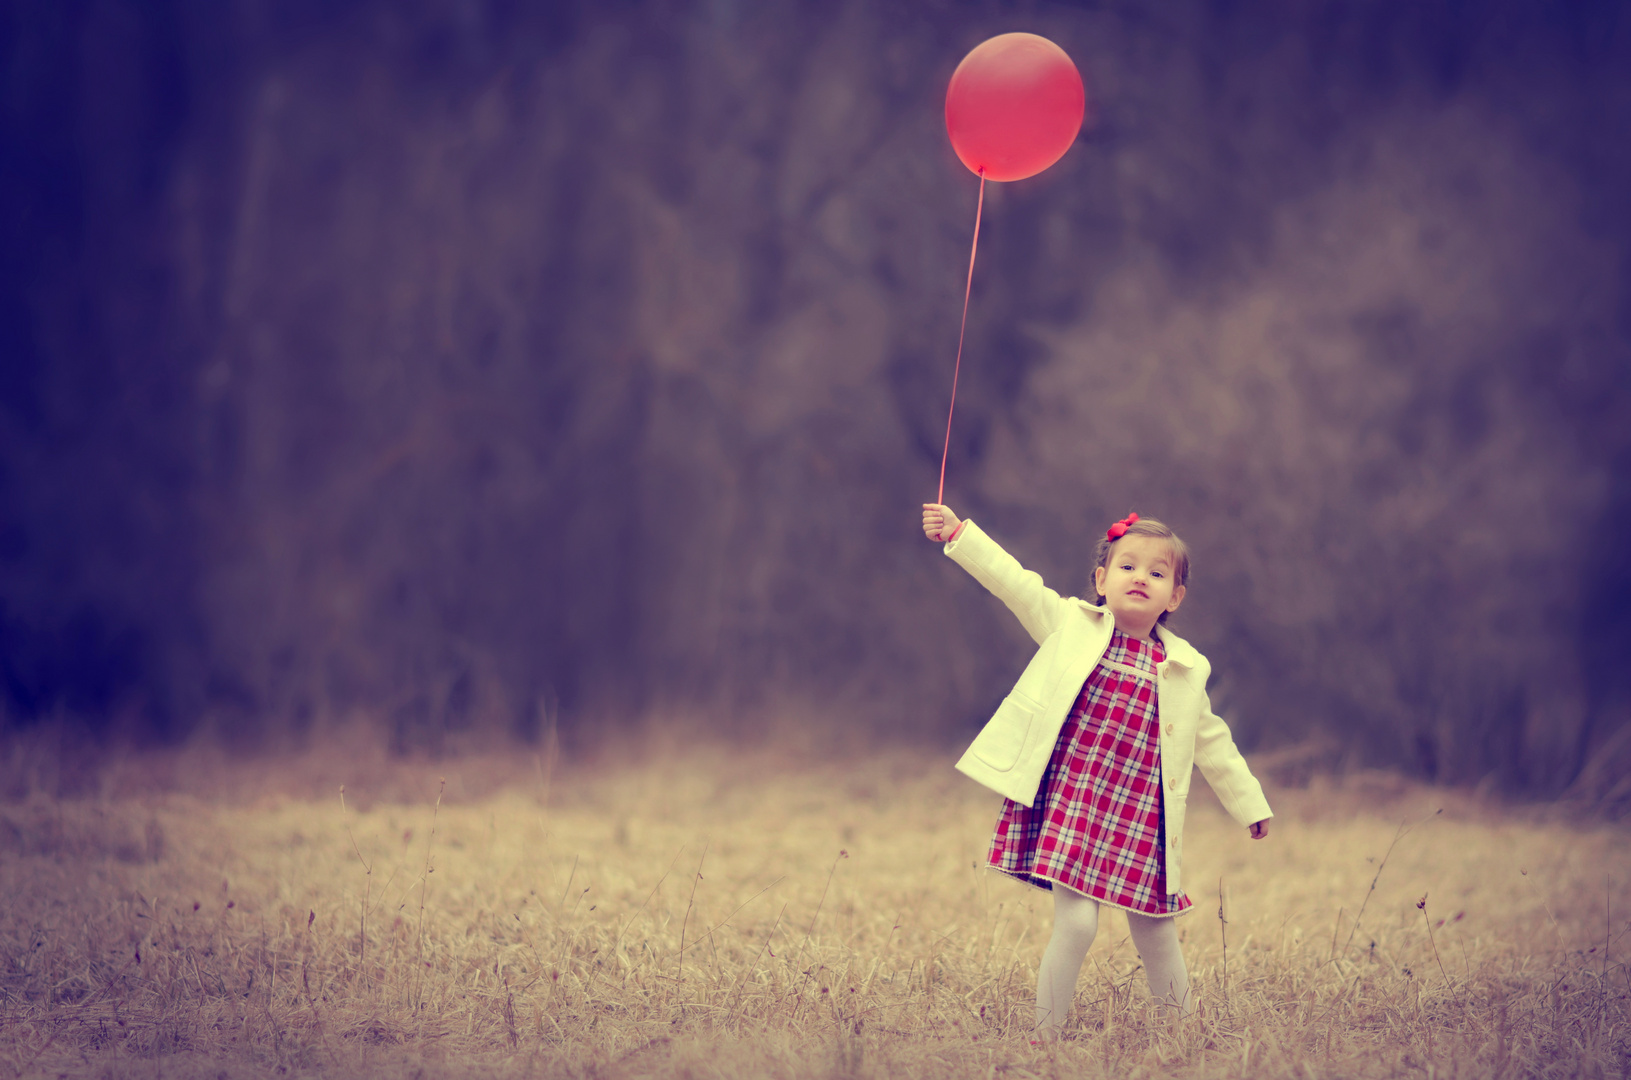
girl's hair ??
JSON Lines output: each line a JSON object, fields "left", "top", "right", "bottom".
{"left": 1088, "top": 516, "right": 1190, "bottom": 624}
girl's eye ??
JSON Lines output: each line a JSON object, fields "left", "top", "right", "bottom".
{"left": 1152, "top": 571, "right": 1163, "bottom": 578}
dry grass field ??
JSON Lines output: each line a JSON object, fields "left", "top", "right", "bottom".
{"left": 3, "top": 725, "right": 1630, "bottom": 1079}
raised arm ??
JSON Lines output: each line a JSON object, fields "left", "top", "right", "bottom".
{"left": 923, "top": 503, "right": 1073, "bottom": 645}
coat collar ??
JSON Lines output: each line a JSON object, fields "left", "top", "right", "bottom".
{"left": 1076, "top": 599, "right": 1200, "bottom": 668}
{"left": 1153, "top": 623, "right": 1200, "bottom": 668}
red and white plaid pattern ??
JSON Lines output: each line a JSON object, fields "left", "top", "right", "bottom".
{"left": 988, "top": 629, "right": 1192, "bottom": 917}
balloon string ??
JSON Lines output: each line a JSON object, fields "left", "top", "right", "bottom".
{"left": 937, "top": 171, "right": 985, "bottom": 507}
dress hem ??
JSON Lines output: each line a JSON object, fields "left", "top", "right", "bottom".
{"left": 986, "top": 864, "right": 1192, "bottom": 919}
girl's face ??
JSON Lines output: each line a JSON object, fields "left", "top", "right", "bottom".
{"left": 1093, "top": 534, "right": 1185, "bottom": 632}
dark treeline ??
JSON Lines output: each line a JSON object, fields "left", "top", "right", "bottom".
{"left": 1, "top": 0, "right": 1628, "bottom": 795}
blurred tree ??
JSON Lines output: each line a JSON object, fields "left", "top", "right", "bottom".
{"left": 0, "top": 0, "right": 1627, "bottom": 796}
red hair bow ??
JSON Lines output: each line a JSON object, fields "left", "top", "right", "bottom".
{"left": 1106, "top": 512, "right": 1139, "bottom": 540}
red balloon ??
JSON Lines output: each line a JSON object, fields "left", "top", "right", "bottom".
{"left": 945, "top": 33, "right": 1086, "bottom": 182}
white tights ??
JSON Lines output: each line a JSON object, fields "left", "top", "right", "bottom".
{"left": 1034, "top": 885, "right": 1192, "bottom": 1037}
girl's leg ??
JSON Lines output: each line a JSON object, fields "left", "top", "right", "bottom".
{"left": 1125, "top": 911, "right": 1193, "bottom": 1019}
{"left": 1035, "top": 886, "right": 1099, "bottom": 1038}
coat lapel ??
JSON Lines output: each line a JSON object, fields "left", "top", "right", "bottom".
{"left": 1154, "top": 624, "right": 1200, "bottom": 668}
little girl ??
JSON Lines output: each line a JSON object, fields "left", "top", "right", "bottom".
{"left": 921, "top": 502, "right": 1271, "bottom": 1036}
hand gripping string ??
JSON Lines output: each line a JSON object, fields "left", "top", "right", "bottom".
{"left": 937, "top": 171, "right": 985, "bottom": 507}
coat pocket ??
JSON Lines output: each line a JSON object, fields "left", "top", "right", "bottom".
{"left": 969, "top": 693, "right": 1039, "bottom": 771}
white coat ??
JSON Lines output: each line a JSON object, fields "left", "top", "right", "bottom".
{"left": 944, "top": 520, "right": 1272, "bottom": 896}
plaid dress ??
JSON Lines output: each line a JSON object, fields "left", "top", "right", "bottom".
{"left": 988, "top": 629, "right": 1192, "bottom": 917}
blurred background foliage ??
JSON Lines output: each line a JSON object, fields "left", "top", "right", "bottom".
{"left": 1, "top": 0, "right": 1628, "bottom": 797}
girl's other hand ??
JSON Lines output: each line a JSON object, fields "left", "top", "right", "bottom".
{"left": 1249, "top": 820, "right": 1270, "bottom": 840}
{"left": 922, "top": 503, "right": 963, "bottom": 543}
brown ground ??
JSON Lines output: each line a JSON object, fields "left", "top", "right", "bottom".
{"left": 2, "top": 725, "right": 1628, "bottom": 1078}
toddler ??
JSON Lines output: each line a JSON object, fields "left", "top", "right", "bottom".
{"left": 921, "top": 503, "right": 1271, "bottom": 1036}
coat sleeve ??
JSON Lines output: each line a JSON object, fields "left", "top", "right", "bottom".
{"left": 943, "top": 520, "right": 1074, "bottom": 646}
{"left": 1190, "top": 668, "right": 1274, "bottom": 827}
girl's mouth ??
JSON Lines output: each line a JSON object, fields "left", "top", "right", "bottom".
{"left": 1128, "top": 589, "right": 1148, "bottom": 599}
